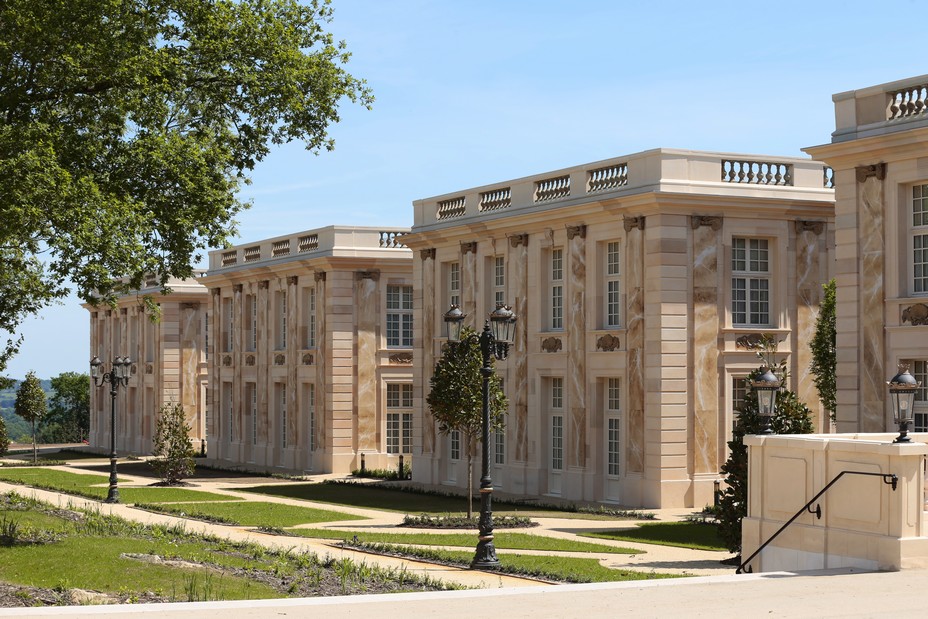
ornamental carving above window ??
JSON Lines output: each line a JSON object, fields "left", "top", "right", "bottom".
{"left": 902, "top": 303, "right": 928, "bottom": 326}
{"left": 274, "top": 354, "right": 285, "bottom": 366}
{"left": 389, "top": 352, "right": 413, "bottom": 364}
{"left": 245, "top": 354, "right": 255, "bottom": 366}
{"left": 596, "top": 334, "right": 621, "bottom": 352}
{"left": 302, "top": 353, "right": 314, "bottom": 365}
{"left": 541, "top": 337, "right": 562, "bottom": 353}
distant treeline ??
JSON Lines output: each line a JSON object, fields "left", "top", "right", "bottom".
{"left": 1, "top": 378, "right": 70, "bottom": 443}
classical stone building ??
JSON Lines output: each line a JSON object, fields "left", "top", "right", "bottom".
{"left": 86, "top": 274, "right": 210, "bottom": 455}
{"left": 404, "top": 149, "right": 834, "bottom": 508}
{"left": 806, "top": 74, "right": 928, "bottom": 435}
{"left": 199, "top": 226, "right": 412, "bottom": 474}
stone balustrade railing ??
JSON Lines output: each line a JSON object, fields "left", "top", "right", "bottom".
{"left": 888, "top": 83, "right": 928, "bottom": 120}
{"left": 833, "top": 74, "right": 928, "bottom": 141}
{"left": 413, "top": 149, "right": 832, "bottom": 227}
{"left": 210, "top": 226, "right": 410, "bottom": 270}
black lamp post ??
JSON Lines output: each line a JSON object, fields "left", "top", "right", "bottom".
{"left": 443, "top": 303, "right": 517, "bottom": 569}
{"left": 752, "top": 366, "right": 781, "bottom": 435}
{"left": 90, "top": 355, "right": 131, "bottom": 503}
{"left": 888, "top": 366, "right": 919, "bottom": 444}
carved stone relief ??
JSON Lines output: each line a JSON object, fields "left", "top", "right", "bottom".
{"left": 623, "top": 216, "right": 645, "bottom": 231}
{"left": 856, "top": 163, "right": 886, "bottom": 183}
{"left": 302, "top": 353, "right": 314, "bottom": 365}
{"left": 245, "top": 354, "right": 255, "bottom": 366}
{"left": 389, "top": 352, "right": 413, "bottom": 364}
{"left": 690, "top": 215, "right": 722, "bottom": 230}
{"left": 902, "top": 303, "right": 928, "bottom": 326}
{"left": 222, "top": 355, "right": 232, "bottom": 367}
{"left": 274, "top": 354, "right": 285, "bottom": 365}
{"left": 566, "top": 224, "right": 587, "bottom": 239}
{"left": 419, "top": 248, "right": 436, "bottom": 260}
{"left": 460, "top": 241, "right": 477, "bottom": 254}
{"left": 596, "top": 334, "right": 621, "bottom": 351}
{"left": 508, "top": 233, "right": 528, "bottom": 248}
{"left": 541, "top": 337, "right": 563, "bottom": 353}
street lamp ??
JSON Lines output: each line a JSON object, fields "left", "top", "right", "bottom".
{"left": 90, "top": 355, "right": 131, "bottom": 503}
{"left": 443, "top": 303, "right": 517, "bottom": 569}
{"left": 888, "top": 366, "right": 919, "bottom": 444}
{"left": 752, "top": 366, "right": 781, "bottom": 435}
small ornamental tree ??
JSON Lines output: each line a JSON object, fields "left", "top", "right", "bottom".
{"left": 427, "top": 327, "right": 507, "bottom": 518}
{"left": 150, "top": 402, "right": 195, "bottom": 485}
{"left": 717, "top": 337, "right": 815, "bottom": 556}
{"left": 14, "top": 371, "right": 46, "bottom": 464}
{"left": 810, "top": 279, "right": 837, "bottom": 423}
{"left": 0, "top": 414, "right": 9, "bottom": 457}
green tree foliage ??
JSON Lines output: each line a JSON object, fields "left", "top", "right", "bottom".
{"left": 0, "top": 414, "right": 9, "bottom": 457}
{"left": 39, "top": 372, "right": 91, "bottom": 444}
{"left": 426, "top": 327, "right": 507, "bottom": 518}
{"left": 716, "top": 341, "right": 815, "bottom": 556}
{"left": 810, "top": 279, "right": 837, "bottom": 422}
{"left": 14, "top": 371, "right": 47, "bottom": 463}
{"left": 0, "top": 0, "right": 372, "bottom": 372}
{"left": 150, "top": 402, "right": 195, "bottom": 485}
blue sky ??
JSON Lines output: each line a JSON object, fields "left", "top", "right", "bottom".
{"left": 7, "top": 0, "right": 928, "bottom": 379}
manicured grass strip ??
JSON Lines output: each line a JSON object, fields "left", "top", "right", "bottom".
{"left": 144, "top": 501, "right": 366, "bottom": 527}
{"left": 582, "top": 522, "right": 727, "bottom": 551}
{"left": 0, "top": 467, "right": 238, "bottom": 504}
{"left": 287, "top": 528, "right": 638, "bottom": 554}
{"left": 238, "top": 482, "right": 623, "bottom": 520}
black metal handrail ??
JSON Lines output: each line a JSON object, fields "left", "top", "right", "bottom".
{"left": 737, "top": 470, "right": 898, "bottom": 574}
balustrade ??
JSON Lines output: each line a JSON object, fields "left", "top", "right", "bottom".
{"left": 888, "top": 83, "right": 928, "bottom": 120}
{"left": 272, "top": 240, "right": 290, "bottom": 257}
{"left": 298, "top": 234, "right": 319, "bottom": 253}
{"left": 722, "top": 160, "right": 792, "bottom": 186}
{"left": 479, "top": 187, "right": 512, "bottom": 212}
{"left": 437, "top": 196, "right": 466, "bottom": 220}
{"left": 243, "top": 246, "right": 261, "bottom": 262}
{"left": 379, "top": 230, "right": 406, "bottom": 248}
{"left": 221, "top": 251, "right": 238, "bottom": 267}
{"left": 534, "top": 174, "right": 571, "bottom": 202}
{"left": 588, "top": 163, "right": 628, "bottom": 193}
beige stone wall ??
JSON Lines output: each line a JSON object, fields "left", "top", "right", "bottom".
{"left": 86, "top": 277, "right": 209, "bottom": 456}
{"left": 200, "top": 226, "right": 413, "bottom": 475}
{"left": 407, "top": 149, "right": 834, "bottom": 508}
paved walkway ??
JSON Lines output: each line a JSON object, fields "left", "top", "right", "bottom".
{"left": 13, "top": 452, "right": 903, "bottom": 617}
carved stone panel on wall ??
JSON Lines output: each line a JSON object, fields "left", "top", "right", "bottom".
{"left": 508, "top": 233, "right": 528, "bottom": 248}
{"left": 389, "top": 352, "right": 413, "bottom": 364}
{"left": 419, "top": 248, "right": 436, "bottom": 260}
{"left": 735, "top": 333, "right": 765, "bottom": 349}
{"left": 145, "top": 363, "right": 153, "bottom": 375}
{"left": 460, "top": 241, "right": 477, "bottom": 254}
{"left": 690, "top": 215, "right": 722, "bottom": 230}
{"left": 596, "top": 334, "right": 621, "bottom": 352}
{"left": 623, "top": 216, "right": 645, "bottom": 231}
{"left": 222, "top": 355, "right": 232, "bottom": 367}
{"left": 130, "top": 364, "right": 138, "bottom": 375}
{"left": 245, "top": 354, "right": 255, "bottom": 366}
{"left": 902, "top": 303, "right": 928, "bottom": 325}
{"left": 274, "top": 354, "right": 285, "bottom": 366}
{"left": 541, "top": 337, "right": 563, "bottom": 353}
{"left": 856, "top": 163, "right": 886, "bottom": 183}
{"left": 566, "top": 224, "right": 587, "bottom": 239}
{"left": 302, "top": 353, "right": 314, "bottom": 365}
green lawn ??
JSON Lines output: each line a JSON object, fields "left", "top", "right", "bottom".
{"left": 143, "top": 501, "right": 366, "bottom": 527}
{"left": 238, "top": 482, "right": 622, "bottom": 519}
{"left": 287, "top": 528, "right": 638, "bottom": 554}
{"left": 0, "top": 468, "right": 239, "bottom": 504}
{"left": 582, "top": 522, "right": 726, "bottom": 551}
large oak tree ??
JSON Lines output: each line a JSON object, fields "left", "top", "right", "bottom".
{"left": 0, "top": 0, "right": 372, "bottom": 370}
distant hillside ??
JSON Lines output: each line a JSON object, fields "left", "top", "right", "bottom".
{"left": 0, "top": 378, "right": 54, "bottom": 442}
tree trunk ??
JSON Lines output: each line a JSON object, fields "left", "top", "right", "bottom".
{"left": 31, "top": 419, "right": 36, "bottom": 464}
{"left": 466, "top": 454, "right": 473, "bottom": 519}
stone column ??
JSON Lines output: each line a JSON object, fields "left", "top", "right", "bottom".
{"left": 691, "top": 216, "right": 721, "bottom": 475}
{"left": 794, "top": 221, "right": 826, "bottom": 430}
{"left": 419, "top": 250, "right": 436, "bottom": 455}
{"left": 355, "top": 270, "right": 379, "bottom": 453}
{"left": 287, "top": 275, "right": 299, "bottom": 459}
{"left": 624, "top": 217, "right": 645, "bottom": 474}
{"left": 232, "top": 284, "right": 243, "bottom": 448}
{"left": 461, "top": 242, "right": 478, "bottom": 320}
{"left": 566, "top": 225, "right": 587, "bottom": 468}
{"left": 180, "top": 302, "right": 199, "bottom": 436}
{"left": 510, "top": 234, "right": 530, "bottom": 462}
{"left": 256, "top": 281, "right": 269, "bottom": 446}
{"left": 208, "top": 289, "right": 221, "bottom": 447}
{"left": 314, "top": 271, "right": 327, "bottom": 458}
{"left": 857, "top": 164, "right": 886, "bottom": 432}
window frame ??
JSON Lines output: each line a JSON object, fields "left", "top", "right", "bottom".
{"left": 386, "top": 284, "right": 413, "bottom": 348}
{"left": 731, "top": 237, "right": 771, "bottom": 327}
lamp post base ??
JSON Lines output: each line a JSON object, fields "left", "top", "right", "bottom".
{"left": 471, "top": 539, "right": 500, "bottom": 569}
{"left": 105, "top": 455, "right": 119, "bottom": 504}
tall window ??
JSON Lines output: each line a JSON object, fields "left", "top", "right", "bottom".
{"left": 386, "top": 285, "right": 413, "bottom": 347}
{"left": 732, "top": 377, "right": 748, "bottom": 433}
{"left": 386, "top": 384, "right": 413, "bottom": 454}
{"left": 493, "top": 255, "right": 506, "bottom": 308}
{"left": 494, "top": 430, "right": 505, "bottom": 465}
{"left": 305, "top": 287, "right": 316, "bottom": 349}
{"left": 913, "top": 185, "right": 928, "bottom": 293}
{"left": 449, "top": 262, "right": 460, "bottom": 307}
{"left": 605, "top": 241, "right": 621, "bottom": 327}
{"left": 306, "top": 383, "right": 316, "bottom": 451}
{"left": 246, "top": 294, "right": 257, "bottom": 352}
{"left": 223, "top": 382, "right": 233, "bottom": 443}
{"left": 551, "top": 377, "right": 564, "bottom": 471}
{"left": 732, "top": 238, "right": 770, "bottom": 326}
{"left": 911, "top": 361, "right": 928, "bottom": 432}
{"left": 450, "top": 430, "right": 461, "bottom": 461}
{"left": 606, "top": 378, "right": 621, "bottom": 477}
{"left": 550, "top": 249, "right": 564, "bottom": 330}
{"left": 223, "top": 297, "right": 233, "bottom": 352}
{"left": 279, "top": 384, "right": 288, "bottom": 448}
{"left": 204, "top": 313, "right": 210, "bottom": 361}
{"left": 249, "top": 383, "right": 257, "bottom": 446}
{"left": 277, "top": 291, "right": 287, "bottom": 349}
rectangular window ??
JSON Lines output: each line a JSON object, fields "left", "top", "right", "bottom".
{"left": 914, "top": 185, "right": 928, "bottom": 293}
{"left": 386, "top": 384, "right": 413, "bottom": 454}
{"left": 551, "top": 376, "right": 564, "bottom": 409}
{"left": 386, "top": 285, "right": 413, "bottom": 347}
{"left": 732, "top": 238, "right": 770, "bottom": 326}
{"left": 250, "top": 383, "right": 257, "bottom": 446}
{"left": 494, "top": 429, "right": 505, "bottom": 465}
{"left": 605, "top": 241, "right": 621, "bottom": 327}
{"left": 732, "top": 377, "right": 748, "bottom": 433}
{"left": 306, "top": 287, "right": 316, "bottom": 349}
{"left": 245, "top": 294, "right": 257, "bottom": 352}
{"left": 912, "top": 361, "right": 928, "bottom": 432}
{"left": 551, "top": 416, "right": 563, "bottom": 471}
{"left": 449, "top": 262, "right": 460, "bottom": 307}
{"left": 450, "top": 430, "right": 461, "bottom": 461}
{"left": 223, "top": 297, "right": 233, "bottom": 352}
{"left": 306, "top": 383, "right": 316, "bottom": 451}
{"left": 606, "top": 378, "right": 621, "bottom": 477}
{"left": 550, "top": 249, "right": 564, "bottom": 330}
{"left": 224, "top": 382, "right": 233, "bottom": 443}
{"left": 277, "top": 291, "right": 287, "bottom": 349}
{"left": 280, "top": 384, "right": 287, "bottom": 448}
{"left": 493, "top": 255, "right": 506, "bottom": 308}
{"left": 204, "top": 313, "right": 210, "bottom": 361}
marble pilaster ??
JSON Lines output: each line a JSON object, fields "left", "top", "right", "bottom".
{"left": 691, "top": 221, "right": 720, "bottom": 475}
{"left": 462, "top": 243, "right": 477, "bottom": 321}
{"left": 566, "top": 228, "right": 587, "bottom": 468}
{"left": 232, "top": 285, "right": 243, "bottom": 444}
{"left": 794, "top": 223, "right": 824, "bottom": 429}
{"left": 625, "top": 222, "right": 645, "bottom": 474}
{"left": 511, "top": 234, "right": 529, "bottom": 462}
{"left": 209, "top": 289, "right": 220, "bottom": 441}
{"left": 355, "top": 272, "right": 378, "bottom": 451}
{"left": 287, "top": 276, "right": 298, "bottom": 453}
{"left": 256, "top": 281, "right": 269, "bottom": 443}
{"left": 859, "top": 174, "right": 885, "bottom": 432}
{"left": 420, "top": 253, "right": 436, "bottom": 454}
{"left": 314, "top": 271, "right": 327, "bottom": 454}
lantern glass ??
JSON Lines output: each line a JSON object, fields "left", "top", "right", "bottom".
{"left": 888, "top": 368, "right": 919, "bottom": 424}
{"left": 90, "top": 356, "right": 102, "bottom": 378}
{"left": 443, "top": 305, "right": 465, "bottom": 342}
{"left": 489, "top": 305, "right": 516, "bottom": 344}
{"left": 752, "top": 367, "right": 781, "bottom": 420}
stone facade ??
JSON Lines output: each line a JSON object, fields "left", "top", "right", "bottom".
{"left": 199, "top": 226, "right": 412, "bottom": 474}
{"left": 405, "top": 149, "right": 834, "bottom": 508}
{"left": 806, "top": 74, "right": 928, "bottom": 435}
{"left": 86, "top": 274, "right": 210, "bottom": 455}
